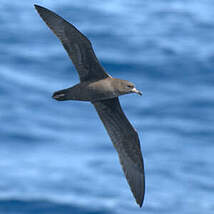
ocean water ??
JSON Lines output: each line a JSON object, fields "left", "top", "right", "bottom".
{"left": 0, "top": 0, "right": 214, "bottom": 213}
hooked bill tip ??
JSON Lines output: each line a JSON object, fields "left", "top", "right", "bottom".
{"left": 138, "top": 91, "right": 142, "bottom": 96}
{"left": 132, "top": 88, "right": 142, "bottom": 96}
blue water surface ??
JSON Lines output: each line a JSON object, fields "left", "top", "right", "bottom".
{"left": 0, "top": 0, "right": 214, "bottom": 213}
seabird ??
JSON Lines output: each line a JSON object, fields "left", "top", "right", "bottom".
{"left": 35, "top": 5, "right": 145, "bottom": 207}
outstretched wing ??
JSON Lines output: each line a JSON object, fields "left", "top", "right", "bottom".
{"left": 92, "top": 98, "right": 145, "bottom": 207}
{"left": 35, "top": 5, "right": 109, "bottom": 82}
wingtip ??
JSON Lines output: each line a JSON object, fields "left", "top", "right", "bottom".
{"left": 134, "top": 180, "right": 145, "bottom": 208}
{"left": 34, "top": 4, "right": 40, "bottom": 9}
{"left": 34, "top": 4, "right": 42, "bottom": 13}
{"left": 138, "top": 200, "right": 143, "bottom": 208}
{"left": 34, "top": 4, "right": 47, "bottom": 13}
{"left": 136, "top": 196, "right": 144, "bottom": 208}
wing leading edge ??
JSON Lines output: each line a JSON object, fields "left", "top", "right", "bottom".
{"left": 35, "top": 5, "right": 109, "bottom": 82}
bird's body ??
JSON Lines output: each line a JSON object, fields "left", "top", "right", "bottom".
{"left": 35, "top": 4, "right": 145, "bottom": 207}
{"left": 53, "top": 77, "right": 140, "bottom": 102}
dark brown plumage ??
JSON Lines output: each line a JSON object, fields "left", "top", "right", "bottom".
{"left": 35, "top": 4, "right": 145, "bottom": 207}
{"left": 93, "top": 98, "right": 145, "bottom": 206}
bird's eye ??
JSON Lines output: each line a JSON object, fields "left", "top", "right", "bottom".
{"left": 127, "top": 85, "right": 133, "bottom": 88}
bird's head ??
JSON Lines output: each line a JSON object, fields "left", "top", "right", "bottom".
{"left": 114, "top": 79, "right": 142, "bottom": 96}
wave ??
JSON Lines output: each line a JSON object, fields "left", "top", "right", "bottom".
{"left": 0, "top": 198, "right": 110, "bottom": 214}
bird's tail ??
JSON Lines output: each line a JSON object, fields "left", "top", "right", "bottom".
{"left": 52, "top": 88, "right": 69, "bottom": 101}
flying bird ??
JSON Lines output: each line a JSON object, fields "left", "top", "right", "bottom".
{"left": 35, "top": 4, "right": 145, "bottom": 207}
